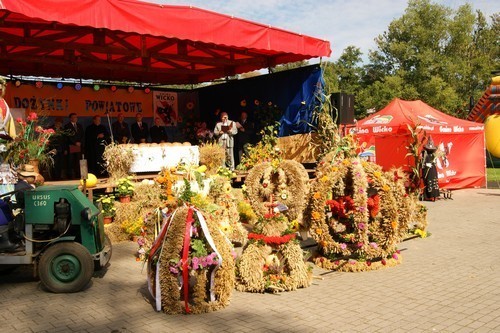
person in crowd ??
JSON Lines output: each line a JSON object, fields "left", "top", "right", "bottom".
{"left": 0, "top": 77, "right": 16, "bottom": 139}
{"left": 85, "top": 115, "right": 110, "bottom": 176}
{"left": 131, "top": 112, "right": 149, "bottom": 143}
{"left": 214, "top": 112, "right": 238, "bottom": 170}
{"left": 422, "top": 136, "right": 439, "bottom": 201}
{"left": 235, "top": 111, "right": 255, "bottom": 164}
{"left": 111, "top": 113, "right": 130, "bottom": 144}
{"left": 64, "top": 112, "right": 84, "bottom": 179}
{"left": 48, "top": 117, "right": 68, "bottom": 180}
{"left": 150, "top": 117, "right": 167, "bottom": 143}
{"left": 196, "top": 121, "right": 213, "bottom": 143}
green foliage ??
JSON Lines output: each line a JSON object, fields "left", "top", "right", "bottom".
{"left": 217, "top": 166, "right": 236, "bottom": 179}
{"left": 487, "top": 168, "right": 500, "bottom": 182}
{"left": 272, "top": 61, "right": 309, "bottom": 73}
{"left": 237, "top": 122, "right": 283, "bottom": 171}
{"left": 178, "top": 178, "right": 195, "bottom": 203}
{"left": 190, "top": 239, "right": 208, "bottom": 257}
{"left": 321, "top": 0, "right": 497, "bottom": 119}
{"left": 254, "top": 103, "right": 282, "bottom": 137}
{"left": 405, "top": 124, "right": 426, "bottom": 193}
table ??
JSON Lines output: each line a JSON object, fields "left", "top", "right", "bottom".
{"left": 129, "top": 145, "right": 199, "bottom": 173}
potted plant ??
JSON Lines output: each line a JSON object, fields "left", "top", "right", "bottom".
{"left": 4, "top": 112, "right": 55, "bottom": 171}
{"left": 96, "top": 194, "right": 116, "bottom": 224}
{"left": 116, "top": 176, "right": 135, "bottom": 202}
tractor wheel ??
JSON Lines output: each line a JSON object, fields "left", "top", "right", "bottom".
{"left": 38, "top": 242, "right": 94, "bottom": 293}
{"left": 95, "top": 234, "right": 112, "bottom": 271}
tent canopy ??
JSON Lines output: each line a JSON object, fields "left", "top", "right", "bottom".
{"left": 356, "top": 98, "right": 485, "bottom": 189}
{"left": 357, "top": 98, "right": 484, "bottom": 136}
{"left": 0, "top": 0, "right": 331, "bottom": 85}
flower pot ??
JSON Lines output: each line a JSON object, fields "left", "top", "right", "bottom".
{"left": 103, "top": 216, "right": 113, "bottom": 224}
{"left": 27, "top": 159, "right": 40, "bottom": 173}
{"left": 119, "top": 195, "right": 131, "bottom": 203}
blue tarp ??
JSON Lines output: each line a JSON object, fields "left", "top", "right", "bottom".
{"left": 196, "top": 65, "right": 325, "bottom": 137}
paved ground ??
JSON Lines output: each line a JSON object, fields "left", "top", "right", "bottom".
{"left": 1, "top": 188, "right": 500, "bottom": 333}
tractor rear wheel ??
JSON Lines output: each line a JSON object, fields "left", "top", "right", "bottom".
{"left": 38, "top": 242, "right": 94, "bottom": 293}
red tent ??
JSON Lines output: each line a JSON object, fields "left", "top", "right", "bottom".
{"left": 355, "top": 98, "right": 486, "bottom": 189}
{"left": 0, "top": 0, "right": 331, "bottom": 84}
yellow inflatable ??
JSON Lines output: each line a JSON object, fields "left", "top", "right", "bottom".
{"left": 80, "top": 173, "right": 98, "bottom": 188}
{"left": 485, "top": 114, "right": 500, "bottom": 158}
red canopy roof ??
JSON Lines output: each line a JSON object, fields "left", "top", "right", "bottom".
{"left": 0, "top": 0, "right": 331, "bottom": 84}
{"left": 357, "top": 98, "right": 484, "bottom": 135}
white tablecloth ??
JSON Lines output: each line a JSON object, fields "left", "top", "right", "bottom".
{"left": 129, "top": 145, "right": 199, "bottom": 173}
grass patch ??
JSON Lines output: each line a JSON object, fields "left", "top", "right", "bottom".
{"left": 487, "top": 168, "right": 500, "bottom": 182}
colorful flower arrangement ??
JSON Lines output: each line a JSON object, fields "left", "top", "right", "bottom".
{"left": 237, "top": 123, "right": 283, "bottom": 171}
{"left": 155, "top": 168, "right": 176, "bottom": 203}
{"left": 216, "top": 166, "right": 236, "bottom": 179}
{"left": 116, "top": 176, "right": 135, "bottom": 197}
{"left": 305, "top": 155, "right": 427, "bottom": 272}
{"left": 237, "top": 200, "right": 257, "bottom": 224}
{"left": 96, "top": 194, "right": 116, "bottom": 218}
{"left": 147, "top": 206, "right": 235, "bottom": 314}
{"left": 6, "top": 112, "right": 55, "bottom": 168}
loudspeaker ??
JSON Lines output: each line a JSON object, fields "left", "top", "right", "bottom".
{"left": 331, "top": 93, "right": 355, "bottom": 125}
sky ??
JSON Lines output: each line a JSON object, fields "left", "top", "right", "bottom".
{"left": 149, "top": 0, "right": 498, "bottom": 62}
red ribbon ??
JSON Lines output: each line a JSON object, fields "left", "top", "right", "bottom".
{"left": 248, "top": 232, "right": 296, "bottom": 245}
{"left": 148, "top": 213, "right": 172, "bottom": 262}
{"left": 182, "top": 207, "right": 194, "bottom": 314}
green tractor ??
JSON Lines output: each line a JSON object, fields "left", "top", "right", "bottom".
{"left": 0, "top": 183, "right": 112, "bottom": 293}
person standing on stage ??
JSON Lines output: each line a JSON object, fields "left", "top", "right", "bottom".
{"left": 64, "top": 112, "right": 84, "bottom": 179}
{"left": 214, "top": 112, "right": 237, "bottom": 170}
{"left": 85, "top": 115, "right": 109, "bottom": 176}
{"left": 150, "top": 117, "right": 167, "bottom": 143}
{"left": 131, "top": 112, "right": 149, "bottom": 143}
{"left": 48, "top": 117, "right": 68, "bottom": 180}
{"left": 235, "top": 111, "right": 254, "bottom": 163}
{"left": 111, "top": 113, "right": 130, "bottom": 144}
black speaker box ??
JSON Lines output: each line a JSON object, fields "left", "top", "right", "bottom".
{"left": 331, "top": 93, "right": 355, "bottom": 125}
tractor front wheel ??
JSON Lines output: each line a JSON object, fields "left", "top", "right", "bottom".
{"left": 38, "top": 242, "right": 94, "bottom": 293}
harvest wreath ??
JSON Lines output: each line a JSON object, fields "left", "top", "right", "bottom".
{"left": 244, "top": 159, "right": 309, "bottom": 226}
{"left": 147, "top": 205, "right": 235, "bottom": 314}
{"left": 305, "top": 153, "right": 426, "bottom": 272}
{"left": 236, "top": 160, "right": 312, "bottom": 293}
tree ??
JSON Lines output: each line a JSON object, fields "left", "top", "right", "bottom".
{"left": 335, "top": 46, "right": 364, "bottom": 94}
{"left": 272, "top": 60, "right": 309, "bottom": 72}
{"left": 366, "top": 0, "right": 498, "bottom": 116}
